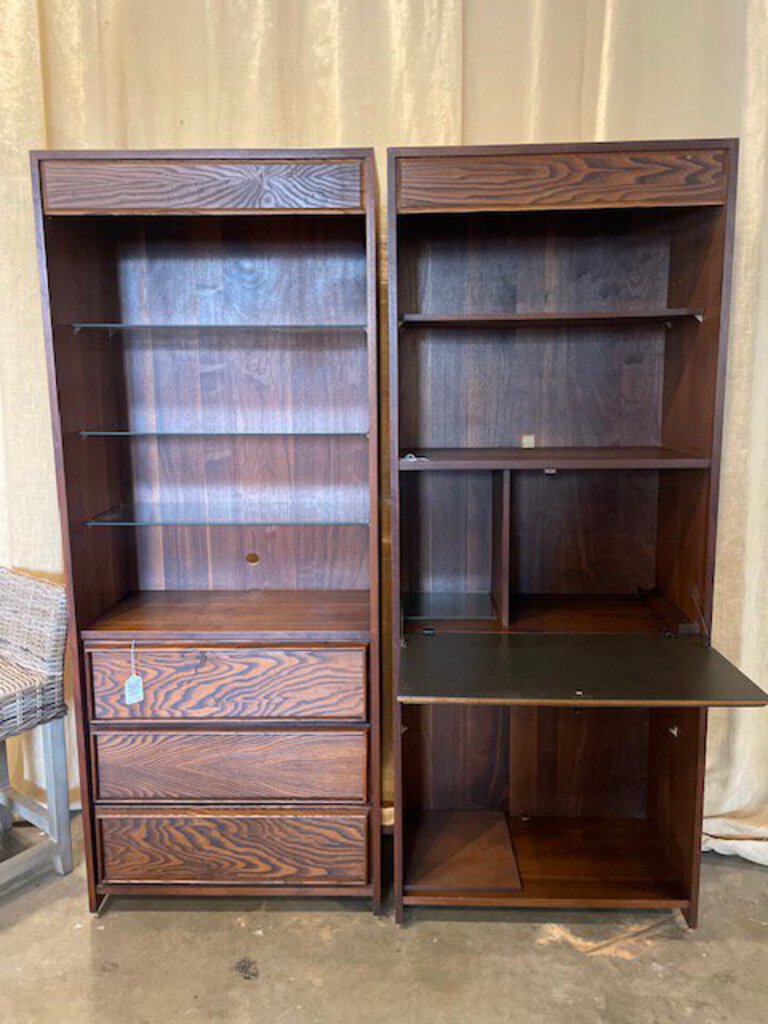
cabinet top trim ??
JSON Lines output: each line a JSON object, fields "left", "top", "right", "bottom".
{"left": 392, "top": 142, "right": 734, "bottom": 213}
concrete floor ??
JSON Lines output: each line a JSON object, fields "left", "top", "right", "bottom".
{"left": 1, "top": 820, "right": 767, "bottom": 1024}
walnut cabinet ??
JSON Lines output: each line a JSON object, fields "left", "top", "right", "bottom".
{"left": 387, "top": 141, "right": 767, "bottom": 926}
{"left": 33, "top": 149, "right": 380, "bottom": 911}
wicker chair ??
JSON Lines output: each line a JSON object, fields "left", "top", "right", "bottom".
{"left": 0, "top": 568, "right": 73, "bottom": 884}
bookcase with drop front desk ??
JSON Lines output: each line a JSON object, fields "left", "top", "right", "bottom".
{"left": 31, "top": 149, "right": 380, "bottom": 911}
{"left": 388, "top": 140, "right": 767, "bottom": 926}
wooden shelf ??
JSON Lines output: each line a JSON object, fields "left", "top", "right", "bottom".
{"left": 82, "top": 589, "right": 371, "bottom": 642}
{"left": 398, "top": 634, "right": 768, "bottom": 706}
{"left": 509, "top": 817, "right": 685, "bottom": 903}
{"left": 400, "top": 309, "right": 702, "bottom": 329}
{"left": 404, "top": 813, "right": 686, "bottom": 907}
{"left": 400, "top": 446, "right": 711, "bottom": 471}
{"left": 404, "top": 593, "right": 690, "bottom": 636}
{"left": 405, "top": 811, "right": 521, "bottom": 894}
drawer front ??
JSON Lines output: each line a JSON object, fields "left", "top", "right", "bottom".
{"left": 90, "top": 647, "right": 366, "bottom": 721}
{"left": 94, "top": 730, "right": 367, "bottom": 802}
{"left": 97, "top": 807, "right": 368, "bottom": 885}
{"left": 397, "top": 148, "right": 728, "bottom": 212}
{"left": 41, "top": 159, "right": 363, "bottom": 213}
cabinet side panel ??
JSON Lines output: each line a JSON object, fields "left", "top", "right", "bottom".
{"left": 43, "top": 220, "right": 137, "bottom": 630}
{"left": 402, "top": 705, "right": 509, "bottom": 811}
{"left": 647, "top": 708, "right": 707, "bottom": 926}
{"left": 400, "top": 472, "right": 493, "bottom": 597}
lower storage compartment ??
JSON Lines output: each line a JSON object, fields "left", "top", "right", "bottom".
{"left": 404, "top": 811, "right": 685, "bottom": 905}
{"left": 97, "top": 806, "right": 369, "bottom": 885}
{"left": 400, "top": 704, "right": 706, "bottom": 910}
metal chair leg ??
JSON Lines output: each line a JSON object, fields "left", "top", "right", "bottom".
{"left": 41, "top": 718, "right": 72, "bottom": 875}
{"left": 0, "top": 740, "right": 13, "bottom": 833}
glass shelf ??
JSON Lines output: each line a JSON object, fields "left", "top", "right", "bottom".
{"left": 86, "top": 504, "right": 370, "bottom": 528}
{"left": 79, "top": 430, "right": 369, "bottom": 439}
{"left": 60, "top": 322, "right": 367, "bottom": 335}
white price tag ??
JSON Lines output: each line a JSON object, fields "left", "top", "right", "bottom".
{"left": 124, "top": 673, "right": 144, "bottom": 705}
{"left": 124, "top": 641, "right": 143, "bottom": 705}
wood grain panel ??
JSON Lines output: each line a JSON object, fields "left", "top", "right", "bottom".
{"left": 398, "top": 208, "right": 671, "bottom": 317}
{"left": 116, "top": 216, "right": 367, "bottom": 325}
{"left": 510, "top": 470, "right": 658, "bottom": 595}
{"left": 83, "top": 589, "right": 370, "bottom": 641}
{"left": 400, "top": 330, "right": 665, "bottom": 450}
{"left": 125, "top": 435, "right": 369, "bottom": 526}
{"left": 120, "top": 329, "right": 368, "bottom": 435}
{"left": 42, "top": 160, "right": 363, "bottom": 213}
{"left": 507, "top": 816, "right": 685, "bottom": 901}
{"left": 405, "top": 810, "right": 521, "bottom": 892}
{"left": 135, "top": 525, "right": 370, "bottom": 592}
{"left": 97, "top": 807, "right": 368, "bottom": 884}
{"left": 90, "top": 646, "right": 366, "bottom": 720}
{"left": 400, "top": 471, "right": 493, "bottom": 597}
{"left": 94, "top": 730, "right": 367, "bottom": 801}
{"left": 507, "top": 708, "right": 649, "bottom": 817}
{"left": 398, "top": 150, "right": 727, "bottom": 212}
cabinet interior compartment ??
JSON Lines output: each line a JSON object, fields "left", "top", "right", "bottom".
{"left": 402, "top": 703, "right": 703, "bottom": 906}
{"left": 46, "top": 212, "right": 373, "bottom": 627}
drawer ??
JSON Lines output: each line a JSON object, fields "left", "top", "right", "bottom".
{"left": 397, "top": 148, "right": 728, "bottom": 212}
{"left": 97, "top": 806, "right": 368, "bottom": 885}
{"left": 89, "top": 646, "right": 366, "bottom": 721}
{"left": 94, "top": 729, "right": 367, "bottom": 802}
{"left": 41, "top": 159, "right": 363, "bottom": 213}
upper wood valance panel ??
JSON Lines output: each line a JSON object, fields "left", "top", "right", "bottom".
{"left": 39, "top": 158, "right": 365, "bottom": 214}
{"left": 394, "top": 144, "right": 732, "bottom": 213}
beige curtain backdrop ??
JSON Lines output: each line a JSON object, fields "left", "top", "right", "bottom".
{"left": 1, "top": 0, "right": 766, "bottom": 862}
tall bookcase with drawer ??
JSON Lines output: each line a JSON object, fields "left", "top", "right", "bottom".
{"left": 32, "top": 149, "right": 380, "bottom": 911}
{"left": 388, "top": 141, "right": 767, "bottom": 925}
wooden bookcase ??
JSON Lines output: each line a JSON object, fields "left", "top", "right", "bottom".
{"left": 32, "top": 149, "right": 380, "bottom": 911}
{"left": 388, "top": 141, "right": 767, "bottom": 925}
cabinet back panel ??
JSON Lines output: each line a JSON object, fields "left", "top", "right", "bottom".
{"left": 400, "top": 472, "right": 493, "bottom": 596}
{"left": 122, "top": 329, "right": 368, "bottom": 435}
{"left": 510, "top": 470, "right": 658, "bottom": 595}
{"left": 398, "top": 210, "right": 670, "bottom": 315}
{"left": 402, "top": 705, "right": 648, "bottom": 818}
{"left": 128, "top": 435, "right": 369, "bottom": 525}
{"left": 136, "top": 524, "right": 369, "bottom": 591}
{"left": 116, "top": 216, "right": 366, "bottom": 324}
{"left": 400, "top": 330, "right": 665, "bottom": 448}
{"left": 507, "top": 708, "right": 649, "bottom": 818}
